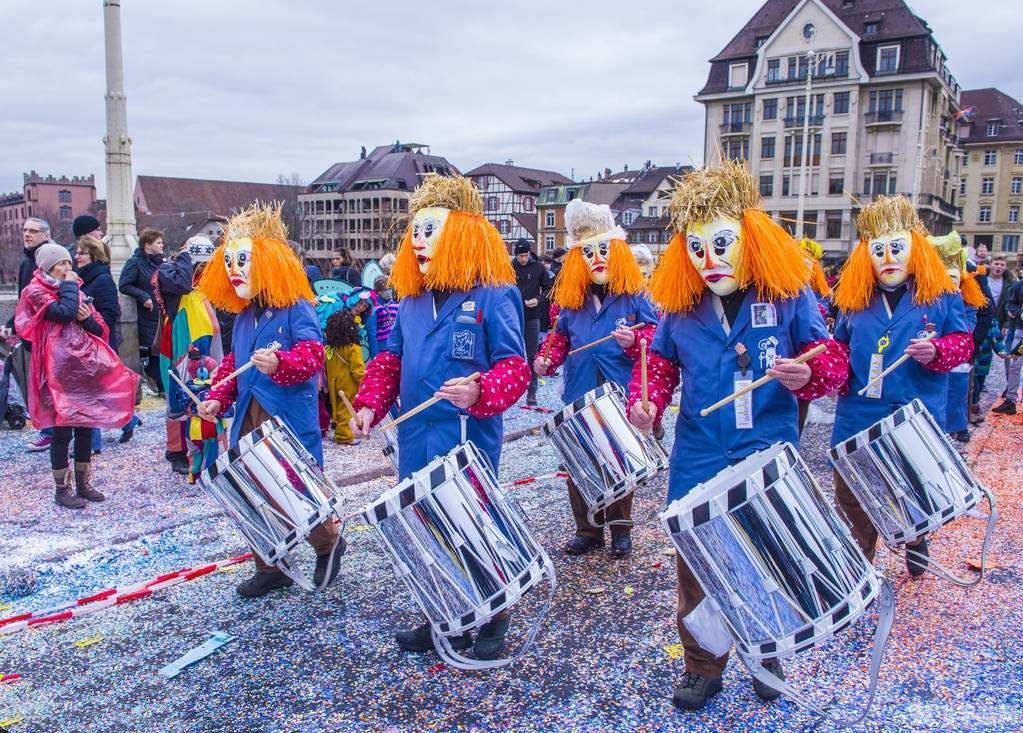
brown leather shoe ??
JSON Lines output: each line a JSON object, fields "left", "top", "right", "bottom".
{"left": 74, "top": 462, "right": 106, "bottom": 502}
{"left": 54, "top": 469, "right": 87, "bottom": 509}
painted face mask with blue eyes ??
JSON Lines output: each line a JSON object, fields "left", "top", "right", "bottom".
{"left": 868, "top": 229, "right": 911, "bottom": 288}
{"left": 685, "top": 216, "right": 741, "bottom": 296}
{"left": 411, "top": 206, "right": 450, "bottom": 275}
{"left": 224, "top": 237, "right": 254, "bottom": 299}
{"left": 580, "top": 238, "right": 611, "bottom": 285}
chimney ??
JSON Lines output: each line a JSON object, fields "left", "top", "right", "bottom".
{"left": 505, "top": 159, "right": 514, "bottom": 166}
{"left": 624, "top": 163, "right": 629, "bottom": 171}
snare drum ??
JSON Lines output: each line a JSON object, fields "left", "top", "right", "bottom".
{"left": 829, "top": 399, "right": 987, "bottom": 546}
{"left": 200, "top": 418, "right": 341, "bottom": 590}
{"left": 363, "top": 441, "right": 555, "bottom": 669}
{"left": 381, "top": 425, "right": 399, "bottom": 475}
{"left": 661, "top": 443, "right": 880, "bottom": 661}
{"left": 542, "top": 383, "right": 667, "bottom": 525}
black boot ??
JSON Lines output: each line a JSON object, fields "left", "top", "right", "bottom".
{"left": 313, "top": 537, "right": 347, "bottom": 587}
{"left": 751, "top": 658, "right": 785, "bottom": 701}
{"left": 906, "top": 537, "right": 929, "bottom": 577}
{"left": 54, "top": 469, "right": 87, "bottom": 509}
{"left": 237, "top": 570, "right": 294, "bottom": 598}
{"left": 992, "top": 399, "right": 1016, "bottom": 415}
{"left": 564, "top": 534, "right": 604, "bottom": 556}
{"left": 609, "top": 533, "right": 633, "bottom": 558}
{"left": 168, "top": 451, "right": 190, "bottom": 475}
{"left": 672, "top": 671, "right": 723, "bottom": 711}
{"left": 473, "top": 615, "right": 510, "bottom": 660}
{"left": 395, "top": 622, "right": 471, "bottom": 653}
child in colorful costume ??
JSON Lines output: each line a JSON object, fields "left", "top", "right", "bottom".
{"left": 534, "top": 199, "right": 658, "bottom": 558}
{"left": 324, "top": 309, "right": 365, "bottom": 445}
{"left": 830, "top": 196, "right": 971, "bottom": 575}
{"left": 627, "top": 161, "right": 845, "bottom": 711}
{"left": 797, "top": 237, "right": 833, "bottom": 433}
{"left": 180, "top": 347, "right": 226, "bottom": 482}
{"left": 197, "top": 203, "right": 345, "bottom": 599}
{"left": 350, "top": 174, "right": 530, "bottom": 660}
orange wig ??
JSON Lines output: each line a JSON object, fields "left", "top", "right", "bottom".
{"left": 389, "top": 211, "right": 515, "bottom": 299}
{"left": 648, "top": 209, "right": 810, "bottom": 314}
{"left": 832, "top": 230, "right": 956, "bottom": 312}
{"left": 550, "top": 240, "right": 645, "bottom": 310}
{"left": 960, "top": 271, "right": 989, "bottom": 308}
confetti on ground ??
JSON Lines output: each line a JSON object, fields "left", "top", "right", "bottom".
{"left": 0, "top": 714, "right": 24, "bottom": 728}
{"left": 624, "top": 586, "right": 635, "bottom": 597}
{"left": 583, "top": 587, "right": 607, "bottom": 595}
{"left": 1, "top": 371, "right": 1020, "bottom": 731}
{"left": 662, "top": 644, "right": 686, "bottom": 660}
{"left": 73, "top": 635, "right": 102, "bottom": 649}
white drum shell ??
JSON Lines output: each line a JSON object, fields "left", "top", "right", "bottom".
{"left": 829, "top": 399, "right": 984, "bottom": 545}
{"left": 661, "top": 443, "right": 880, "bottom": 660}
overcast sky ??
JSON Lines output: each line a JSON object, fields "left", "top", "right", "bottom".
{"left": 3, "top": 0, "right": 1021, "bottom": 196}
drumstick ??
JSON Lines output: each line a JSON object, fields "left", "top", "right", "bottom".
{"left": 541, "top": 315, "right": 559, "bottom": 362}
{"left": 640, "top": 338, "right": 650, "bottom": 413}
{"left": 167, "top": 369, "right": 202, "bottom": 407}
{"left": 857, "top": 330, "right": 938, "bottom": 397}
{"left": 699, "top": 343, "right": 828, "bottom": 417}
{"left": 568, "top": 323, "right": 647, "bottom": 356}
{"left": 378, "top": 372, "right": 481, "bottom": 432}
{"left": 337, "top": 389, "right": 361, "bottom": 427}
{"left": 215, "top": 340, "right": 282, "bottom": 384}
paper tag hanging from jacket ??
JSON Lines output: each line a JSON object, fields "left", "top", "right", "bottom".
{"left": 733, "top": 371, "right": 753, "bottom": 429}
{"left": 866, "top": 334, "right": 890, "bottom": 400}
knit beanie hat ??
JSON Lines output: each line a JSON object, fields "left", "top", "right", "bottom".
{"left": 72, "top": 215, "right": 101, "bottom": 238}
{"left": 35, "top": 242, "right": 72, "bottom": 273}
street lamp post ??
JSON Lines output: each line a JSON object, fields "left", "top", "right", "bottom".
{"left": 795, "top": 24, "right": 825, "bottom": 239}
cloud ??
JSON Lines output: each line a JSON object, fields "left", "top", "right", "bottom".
{"left": 1, "top": 0, "right": 1020, "bottom": 196}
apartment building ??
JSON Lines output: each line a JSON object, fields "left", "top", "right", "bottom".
{"left": 613, "top": 163, "right": 692, "bottom": 256}
{"left": 957, "top": 88, "right": 1023, "bottom": 258}
{"left": 465, "top": 162, "right": 571, "bottom": 251}
{"left": 301, "top": 142, "right": 458, "bottom": 260}
{"left": 535, "top": 181, "right": 630, "bottom": 253}
{"left": 696, "top": 0, "right": 963, "bottom": 256}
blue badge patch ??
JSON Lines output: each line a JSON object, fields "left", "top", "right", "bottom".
{"left": 452, "top": 330, "right": 476, "bottom": 360}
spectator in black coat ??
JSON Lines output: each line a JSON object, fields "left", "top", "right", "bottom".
{"left": 75, "top": 235, "right": 141, "bottom": 447}
{"left": 118, "top": 228, "right": 165, "bottom": 393}
{"left": 330, "top": 247, "right": 361, "bottom": 286}
{"left": 512, "top": 240, "right": 551, "bottom": 405}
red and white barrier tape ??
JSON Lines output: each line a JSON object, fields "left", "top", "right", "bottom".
{"left": 505, "top": 471, "right": 569, "bottom": 488}
{"left": 0, "top": 552, "right": 252, "bottom": 636}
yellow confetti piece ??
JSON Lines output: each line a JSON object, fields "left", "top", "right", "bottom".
{"left": 582, "top": 587, "right": 607, "bottom": 595}
{"left": 0, "top": 714, "right": 24, "bottom": 728}
{"left": 0, "top": 603, "right": 11, "bottom": 613}
{"left": 217, "top": 565, "right": 241, "bottom": 574}
{"left": 624, "top": 586, "right": 635, "bottom": 597}
{"left": 669, "top": 405, "right": 680, "bottom": 413}
{"left": 348, "top": 524, "right": 371, "bottom": 533}
{"left": 73, "top": 635, "right": 102, "bottom": 649}
{"left": 662, "top": 643, "right": 685, "bottom": 660}
{"left": 180, "top": 506, "right": 190, "bottom": 513}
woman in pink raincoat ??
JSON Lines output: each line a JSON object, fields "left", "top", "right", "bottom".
{"left": 15, "top": 243, "right": 139, "bottom": 509}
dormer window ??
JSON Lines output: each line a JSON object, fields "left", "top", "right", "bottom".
{"left": 729, "top": 62, "right": 749, "bottom": 88}
{"left": 986, "top": 120, "right": 1001, "bottom": 137}
{"left": 755, "top": 35, "right": 768, "bottom": 49}
{"left": 864, "top": 21, "right": 879, "bottom": 36}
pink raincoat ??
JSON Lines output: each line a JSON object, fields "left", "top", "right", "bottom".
{"left": 14, "top": 271, "right": 139, "bottom": 429}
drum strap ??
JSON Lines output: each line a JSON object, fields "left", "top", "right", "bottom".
{"left": 431, "top": 553, "right": 558, "bottom": 671}
{"left": 739, "top": 578, "right": 896, "bottom": 729}
{"left": 902, "top": 486, "right": 999, "bottom": 588}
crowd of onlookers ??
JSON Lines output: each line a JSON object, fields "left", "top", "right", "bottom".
{"left": 3, "top": 214, "right": 1022, "bottom": 509}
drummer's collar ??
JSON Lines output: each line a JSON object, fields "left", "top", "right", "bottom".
{"left": 589, "top": 282, "right": 609, "bottom": 300}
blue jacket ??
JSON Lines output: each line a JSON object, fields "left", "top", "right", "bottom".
{"left": 386, "top": 285, "right": 525, "bottom": 479}
{"left": 653, "top": 287, "right": 828, "bottom": 502}
{"left": 229, "top": 300, "right": 324, "bottom": 465}
{"left": 946, "top": 300, "right": 977, "bottom": 434}
{"left": 78, "top": 261, "right": 121, "bottom": 349}
{"left": 556, "top": 293, "right": 659, "bottom": 404}
{"left": 831, "top": 286, "right": 968, "bottom": 446}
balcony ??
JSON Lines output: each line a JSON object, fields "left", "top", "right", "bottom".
{"left": 925, "top": 194, "right": 961, "bottom": 218}
{"left": 765, "top": 69, "right": 849, "bottom": 86}
{"left": 868, "top": 152, "right": 895, "bottom": 165}
{"left": 864, "top": 109, "right": 903, "bottom": 126}
{"left": 719, "top": 121, "right": 752, "bottom": 136}
{"left": 784, "top": 114, "right": 824, "bottom": 129}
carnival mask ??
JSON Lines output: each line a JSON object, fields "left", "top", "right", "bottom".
{"left": 686, "top": 216, "right": 741, "bottom": 296}
{"left": 580, "top": 238, "right": 611, "bottom": 285}
{"left": 411, "top": 207, "right": 450, "bottom": 275}
{"left": 946, "top": 267, "right": 961, "bottom": 287}
{"left": 868, "top": 230, "right": 911, "bottom": 288}
{"left": 224, "top": 237, "right": 254, "bottom": 299}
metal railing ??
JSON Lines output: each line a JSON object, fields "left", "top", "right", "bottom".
{"left": 784, "top": 114, "right": 825, "bottom": 128}
{"left": 869, "top": 153, "right": 895, "bottom": 164}
{"left": 719, "top": 122, "right": 752, "bottom": 134}
{"left": 864, "top": 110, "right": 903, "bottom": 124}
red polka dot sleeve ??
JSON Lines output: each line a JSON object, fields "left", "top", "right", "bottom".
{"left": 207, "top": 352, "right": 237, "bottom": 411}
{"left": 467, "top": 355, "right": 531, "bottom": 418}
{"left": 623, "top": 323, "right": 658, "bottom": 362}
{"left": 353, "top": 351, "right": 402, "bottom": 426}
{"left": 791, "top": 338, "right": 850, "bottom": 400}
{"left": 922, "top": 331, "right": 973, "bottom": 372}
{"left": 536, "top": 331, "right": 569, "bottom": 375}
{"left": 627, "top": 351, "right": 680, "bottom": 417}
{"left": 269, "top": 340, "right": 325, "bottom": 386}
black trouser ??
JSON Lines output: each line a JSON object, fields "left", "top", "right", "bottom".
{"left": 524, "top": 317, "right": 539, "bottom": 394}
{"left": 51, "top": 427, "right": 92, "bottom": 470}
{"left": 140, "top": 346, "right": 163, "bottom": 392}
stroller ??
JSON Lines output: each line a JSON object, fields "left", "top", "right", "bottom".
{"left": 0, "top": 336, "right": 28, "bottom": 430}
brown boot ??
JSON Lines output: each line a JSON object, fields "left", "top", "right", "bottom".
{"left": 54, "top": 469, "right": 87, "bottom": 509}
{"left": 74, "top": 461, "right": 105, "bottom": 502}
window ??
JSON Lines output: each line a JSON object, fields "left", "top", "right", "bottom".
{"left": 984, "top": 150, "right": 997, "bottom": 165}
{"left": 959, "top": 179, "right": 967, "bottom": 196}
{"left": 767, "top": 59, "right": 781, "bottom": 82}
{"left": 834, "top": 51, "right": 849, "bottom": 77}
{"left": 544, "top": 234, "right": 555, "bottom": 251}
{"left": 486, "top": 196, "right": 499, "bottom": 211}
{"left": 782, "top": 175, "right": 791, "bottom": 196}
{"left": 1015, "top": 149, "right": 1023, "bottom": 165}
{"left": 759, "top": 175, "right": 774, "bottom": 197}
{"left": 763, "top": 98, "right": 777, "bottom": 119}
{"left": 58, "top": 190, "right": 72, "bottom": 203}
{"left": 523, "top": 197, "right": 533, "bottom": 212}
{"left": 802, "top": 211, "right": 818, "bottom": 239}
{"left": 1012, "top": 177, "right": 1022, "bottom": 194}
{"left": 59, "top": 205, "right": 72, "bottom": 220}
{"left": 544, "top": 211, "right": 555, "bottom": 227}
{"left": 829, "top": 177, "right": 845, "bottom": 195}
{"left": 826, "top": 211, "right": 843, "bottom": 239}
{"left": 831, "top": 131, "right": 847, "bottom": 154}
{"left": 724, "top": 138, "right": 749, "bottom": 160}
{"left": 498, "top": 219, "right": 508, "bottom": 234}
{"left": 761, "top": 136, "right": 776, "bottom": 159}
{"left": 979, "top": 206, "right": 992, "bottom": 223}
{"left": 962, "top": 154, "right": 969, "bottom": 168}
{"left": 1010, "top": 206, "right": 1020, "bottom": 224}
{"left": 877, "top": 45, "right": 899, "bottom": 73}
{"left": 981, "top": 177, "right": 995, "bottom": 195}
{"left": 833, "top": 91, "right": 850, "bottom": 114}
{"left": 755, "top": 35, "right": 768, "bottom": 49}
{"left": 986, "top": 121, "right": 1000, "bottom": 137}
{"left": 729, "top": 63, "right": 749, "bottom": 88}
{"left": 647, "top": 230, "right": 658, "bottom": 244}
{"left": 869, "top": 89, "right": 903, "bottom": 113}
{"left": 787, "top": 57, "right": 797, "bottom": 79}
{"left": 797, "top": 55, "right": 809, "bottom": 80}
{"left": 723, "top": 102, "right": 752, "bottom": 125}
{"left": 1004, "top": 234, "right": 1020, "bottom": 252}
{"left": 864, "top": 21, "right": 879, "bottom": 36}
{"left": 623, "top": 211, "right": 635, "bottom": 225}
